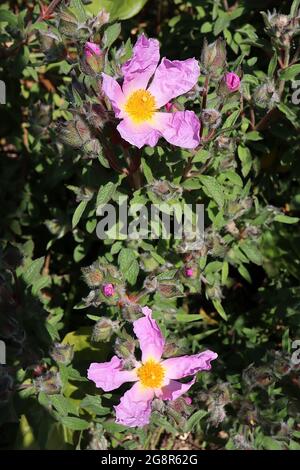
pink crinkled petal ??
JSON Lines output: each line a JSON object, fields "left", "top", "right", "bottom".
{"left": 87, "top": 356, "right": 137, "bottom": 391}
{"left": 115, "top": 382, "right": 154, "bottom": 427}
{"left": 101, "top": 73, "right": 126, "bottom": 118}
{"left": 133, "top": 307, "right": 165, "bottom": 362}
{"left": 117, "top": 118, "right": 160, "bottom": 148}
{"left": 148, "top": 57, "right": 200, "bottom": 107}
{"left": 121, "top": 34, "right": 160, "bottom": 96}
{"left": 156, "top": 377, "right": 196, "bottom": 401}
{"left": 154, "top": 110, "right": 201, "bottom": 148}
{"left": 162, "top": 350, "right": 218, "bottom": 380}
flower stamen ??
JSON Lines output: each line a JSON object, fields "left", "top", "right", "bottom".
{"left": 124, "top": 89, "right": 156, "bottom": 124}
{"left": 137, "top": 359, "right": 165, "bottom": 388}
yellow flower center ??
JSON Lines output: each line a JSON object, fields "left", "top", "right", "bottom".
{"left": 124, "top": 89, "right": 156, "bottom": 124}
{"left": 137, "top": 360, "right": 165, "bottom": 389}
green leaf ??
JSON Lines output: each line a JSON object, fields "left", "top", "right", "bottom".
{"left": 0, "top": 9, "right": 18, "bottom": 26}
{"left": 49, "top": 395, "right": 79, "bottom": 417}
{"left": 262, "top": 436, "right": 283, "bottom": 450}
{"left": 221, "top": 261, "right": 229, "bottom": 285}
{"left": 274, "top": 214, "right": 299, "bottom": 224}
{"left": 118, "top": 248, "right": 139, "bottom": 285}
{"left": 212, "top": 299, "right": 228, "bottom": 321}
{"left": 96, "top": 182, "right": 116, "bottom": 207}
{"left": 291, "top": 0, "right": 300, "bottom": 16}
{"left": 141, "top": 157, "right": 154, "bottom": 183}
{"left": 238, "top": 264, "right": 252, "bottom": 283}
{"left": 80, "top": 395, "right": 110, "bottom": 416}
{"left": 240, "top": 241, "right": 262, "bottom": 265}
{"left": 103, "top": 23, "right": 121, "bottom": 49}
{"left": 176, "top": 314, "right": 202, "bottom": 323}
{"left": 70, "top": 0, "right": 87, "bottom": 22}
{"left": 277, "top": 103, "right": 298, "bottom": 126}
{"left": 238, "top": 145, "right": 252, "bottom": 177}
{"left": 245, "top": 131, "right": 262, "bottom": 141}
{"left": 61, "top": 416, "right": 90, "bottom": 431}
{"left": 23, "top": 257, "right": 45, "bottom": 286}
{"left": 152, "top": 415, "right": 178, "bottom": 435}
{"left": 268, "top": 51, "right": 278, "bottom": 77}
{"left": 222, "top": 109, "right": 240, "bottom": 129}
{"left": 199, "top": 175, "right": 224, "bottom": 207}
{"left": 192, "top": 149, "right": 210, "bottom": 163}
{"left": 87, "top": 0, "right": 149, "bottom": 20}
{"left": 279, "top": 64, "right": 300, "bottom": 80}
{"left": 185, "top": 410, "right": 207, "bottom": 432}
{"left": 72, "top": 200, "right": 88, "bottom": 229}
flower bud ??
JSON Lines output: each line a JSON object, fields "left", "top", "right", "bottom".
{"left": 162, "top": 341, "right": 183, "bottom": 358}
{"left": 82, "top": 264, "right": 104, "bottom": 288}
{"left": 58, "top": 8, "right": 79, "bottom": 38}
{"left": 201, "top": 38, "right": 226, "bottom": 75}
{"left": 184, "top": 266, "right": 194, "bottom": 278}
{"left": 102, "top": 283, "right": 115, "bottom": 297}
{"left": 82, "top": 41, "right": 104, "bottom": 75}
{"left": 57, "top": 116, "right": 90, "bottom": 149}
{"left": 158, "top": 281, "right": 184, "bottom": 298}
{"left": 114, "top": 336, "right": 136, "bottom": 360}
{"left": 91, "top": 318, "right": 119, "bottom": 343}
{"left": 224, "top": 72, "right": 240, "bottom": 92}
{"left": 253, "top": 80, "right": 280, "bottom": 109}
{"left": 143, "top": 276, "right": 158, "bottom": 292}
{"left": 148, "top": 179, "right": 182, "bottom": 201}
{"left": 93, "top": 9, "right": 110, "bottom": 29}
{"left": 233, "top": 434, "right": 253, "bottom": 450}
{"left": 205, "top": 284, "right": 223, "bottom": 301}
{"left": 50, "top": 343, "right": 74, "bottom": 365}
{"left": 201, "top": 108, "right": 221, "bottom": 129}
{"left": 34, "top": 370, "right": 62, "bottom": 395}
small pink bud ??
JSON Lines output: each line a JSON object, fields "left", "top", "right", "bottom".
{"left": 102, "top": 283, "right": 115, "bottom": 297}
{"left": 185, "top": 267, "right": 194, "bottom": 278}
{"left": 224, "top": 72, "right": 240, "bottom": 92}
{"left": 84, "top": 41, "right": 102, "bottom": 59}
{"left": 184, "top": 396, "right": 192, "bottom": 405}
{"left": 165, "top": 102, "right": 179, "bottom": 112}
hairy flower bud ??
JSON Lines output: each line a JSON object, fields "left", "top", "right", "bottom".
{"left": 58, "top": 8, "right": 79, "bottom": 38}
{"left": 143, "top": 275, "right": 158, "bottom": 292}
{"left": 262, "top": 10, "right": 300, "bottom": 46}
{"left": 201, "top": 38, "right": 226, "bottom": 75}
{"left": 162, "top": 340, "right": 184, "bottom": 358}
{"left": 92, "top": 318, "right": 119, "bottom": 343}
{"left": 148, "top": 179, "right": 182, "bottom": 201}
{"left": 57, "top": 116, "right": 90, "bottom": 149}
{"left": 201, "top": 108, "right": 221, "bottom": 129}
{"left": 93, "top": 10, "right": 110, "bottom": 29}
{"left": 50, "top": 343, "right": 74, "bottom": 365}
{"left": 114, "top": 336, "right": 136, "bottom": 360}
{"left": 253, "top": 80, "right": 280, "bottom": 109}
{"left": 82, "top": 264, "right": 104, "bottom": 288}
{"left": 82, "top": 41, "right": 104, "bottom": 75}
{"left": 34, "top": 370, "right": 62, "bottom": 395}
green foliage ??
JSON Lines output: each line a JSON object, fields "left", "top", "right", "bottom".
{"left": 1, "top": 0, "right": 300, "bottom": 452}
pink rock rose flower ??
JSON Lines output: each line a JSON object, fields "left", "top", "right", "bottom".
{"left": 101, "top": 34, "right": 201, "bottom": 149}
{"left": 87, "top": 306, "right": 217, "bottom": 427}
{"left": 225, "top": 72, "right": 240, "bottom": 92}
